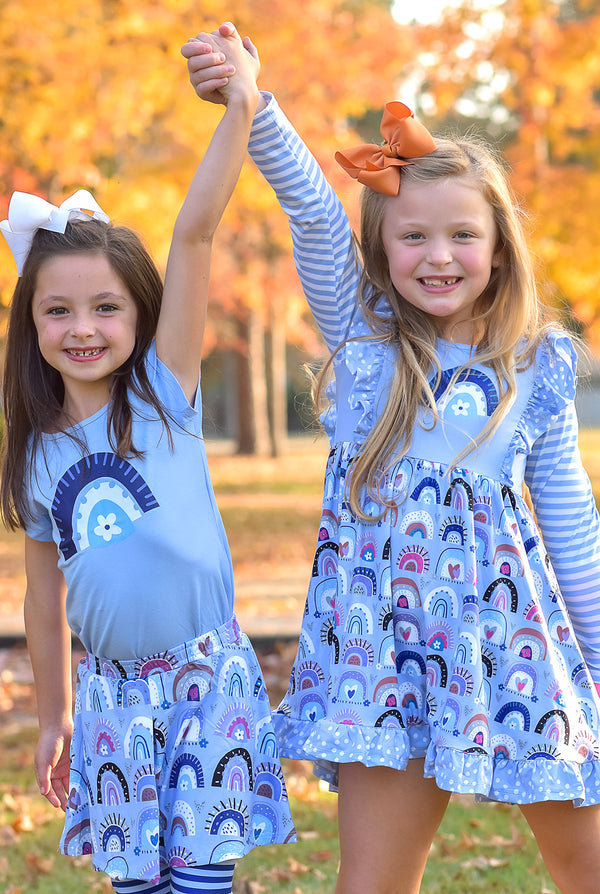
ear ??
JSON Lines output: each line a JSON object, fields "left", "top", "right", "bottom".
{"left": 491, "top": 246, "right": 503, "bottom": 269}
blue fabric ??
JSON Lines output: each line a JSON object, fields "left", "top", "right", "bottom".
{"left": 113, "top": 871, "right": 170, "bottom": 892}
{"left": 171, "top": 863, "right": 235, "bottom": 893}
{"left": 24, "top": 341, "right": 235, "bottom": 658}
{"left": 249, "top": 93, "right": 600, "bottom": 805}
{"left": 61, "top": 620, "right": 295, "bottom": 883}
{"left": 111, "top": 862, "right": 235, "bottom": 892}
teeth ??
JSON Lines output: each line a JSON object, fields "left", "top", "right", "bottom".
{"left": 422, "top": 278, "right": 459, "bottom": 286}
{"left": 68, "top": 348, "right": 103, "bottom": 356}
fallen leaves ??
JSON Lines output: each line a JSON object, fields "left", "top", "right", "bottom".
{"left": 0, "top": 647, "right": 37, "bottom": 719}
{"left": 0, "top": 789, "right": 56, "bottom": 887}
{"left": 235, "top": 854, "right": 333, "bottom": 893}
{"left": 24, "top": 851, "right": 55, "bottom": 875}
{"left": 458, "top": 855, "right": 509, "bottom": 870}
{"left": 1, "top": 787, "right": 55, "bottom": 864}
{"left": 0, "top": 667, "right": 29, "bottom": 714}
{"left": 432, "top": 817, "right": 530, "bottom": 879}
{"left": 3, "top": 790, "right": 34, "bottom": 835}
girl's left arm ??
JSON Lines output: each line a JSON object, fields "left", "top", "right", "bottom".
{"left": 156, "top": 26, "right": 260, "bottom": 401}
{"left": 525, "top": 402, "right": 600, "bottom": 691}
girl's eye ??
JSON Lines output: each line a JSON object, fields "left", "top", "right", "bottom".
{"left": 48, "top": 306, "right": 68, "bottom": 316}
{"left": 404, "top": 232, "right": 424, "bottom": 241}
{"left": 98, "top": 304, "right": 118, "bottom": 313}
{"left": 455, "top": 232, "right": 474, "bottom": 240}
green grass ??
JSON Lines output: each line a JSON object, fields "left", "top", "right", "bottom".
{"left": 236, "top": 790, "right": 560, "bottom": 893}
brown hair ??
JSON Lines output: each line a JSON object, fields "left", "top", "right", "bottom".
{"left": 1, "top": 218, "right": 171, "bottom": 529}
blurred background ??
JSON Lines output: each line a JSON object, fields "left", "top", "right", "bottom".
{"left": 1, "top": 0, "right": 600, "bottom": 454}
{"left": 1, "top": 4, "right": 600, "bottom": 889}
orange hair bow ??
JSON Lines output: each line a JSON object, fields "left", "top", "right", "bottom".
{"left": 335, "top": 102, "right": 436, "bottom": 196}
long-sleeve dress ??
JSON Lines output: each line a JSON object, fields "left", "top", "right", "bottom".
{"left": 248, "top": 93, "right": 600, "bottom": 805}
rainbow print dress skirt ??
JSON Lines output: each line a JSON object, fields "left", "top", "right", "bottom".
{"left": 272, "top": 442, "right": 600, "bottom": 805}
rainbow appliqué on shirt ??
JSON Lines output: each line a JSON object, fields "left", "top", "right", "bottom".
{"left": 51, "top": 452, "right": 159, "bottom": 560}
{"left": 431, "top": 367, "right": 499, "bottom": 419}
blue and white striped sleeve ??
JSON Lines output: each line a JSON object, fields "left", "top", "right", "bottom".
{"left": 525, "top": 403, "right": 600, "bottom": 682}
{"left": 248, "top": 93, "right": 360, "bottom": 351}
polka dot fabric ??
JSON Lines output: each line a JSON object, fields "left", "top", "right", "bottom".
{"left": 273, "top": 333, "right": 600, "bottom": 806}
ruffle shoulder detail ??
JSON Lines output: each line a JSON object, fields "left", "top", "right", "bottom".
{"left": 320, "top": 293, "right": 393, "bottom": 441}
{"left": 500, "top": 330, "right": 577, "bottom": 483}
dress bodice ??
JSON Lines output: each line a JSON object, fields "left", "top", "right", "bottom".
{"left": 324, "top": 308, "right": 577, "bottom": 491}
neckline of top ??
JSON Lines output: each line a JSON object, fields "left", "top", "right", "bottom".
{"left": 42, "top": 402, "right": 108, "bottom": 438}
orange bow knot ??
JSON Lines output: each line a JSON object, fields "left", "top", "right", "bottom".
{"left": 335, "top": 101, "right": 436, "bottom": 196}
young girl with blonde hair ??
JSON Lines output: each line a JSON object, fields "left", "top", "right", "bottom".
{"left": 1, "top": 28, "right": 294, "bottom": 894}
{"left": 185, "top": 23, "right": 600, "bottom": 894}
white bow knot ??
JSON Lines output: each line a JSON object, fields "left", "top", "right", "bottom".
{"left": 0, "top": 189, "right": 110, "bottom": 275}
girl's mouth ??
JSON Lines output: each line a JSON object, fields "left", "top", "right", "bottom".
{"left": 64, "top": 347, "right": 107, "bottom": 360}
{"left": 419, "top": 277, "right": 461, "bottom": 287}
{"left": 418, "top": 277, "right": 462, "bottom": 291}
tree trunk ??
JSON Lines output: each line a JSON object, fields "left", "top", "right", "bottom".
{"left": 268, "top": 300, "right": 287, "bottom": 457}
{"left": 236, "top": 310, "right": 270, "bottom": 456}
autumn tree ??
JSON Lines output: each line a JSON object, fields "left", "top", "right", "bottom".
{"left": 3, "top": 1, "right": 600, "bottom": 448}
{"left": 199, "top": 0, "right": 422, "bottom": 453}
{"left": 0, "top": 0, "right": 425, "bottom": 453}
{"left": 401, "top": 0, "right": 600, "bottom": 351}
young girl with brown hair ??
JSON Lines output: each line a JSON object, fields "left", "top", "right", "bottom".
{"left": 1, "top": 28, "right": 295, "bottom": 894}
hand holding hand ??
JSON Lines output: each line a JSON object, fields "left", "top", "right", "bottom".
{"left": 182, "top": 22, "right": 260, "bottom": 107}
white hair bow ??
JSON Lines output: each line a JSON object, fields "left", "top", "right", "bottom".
{"left": 0, "top": 189, "right": 110, "bottom": 276}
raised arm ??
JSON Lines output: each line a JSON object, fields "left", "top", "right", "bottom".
{"left": 157, "top": 25, "right": 260, "bottom": 401}
{"left": 248, "top": 97, "right": 360, "bottom": 351}
{"left": 183, "top": 23, "right": 360, "bottom": 352}
{"left": 24, "top": 536, "right": 72, "bottom": 810}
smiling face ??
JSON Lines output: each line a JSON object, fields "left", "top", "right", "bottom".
{"left": 380, "top": 174, "right": 501, "bottom": 342}
{"left": 31, "top": 251, "right": 138, "bottom": 421}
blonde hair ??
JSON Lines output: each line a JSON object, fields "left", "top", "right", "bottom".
{"left": 319, "top": 135, "right": 559, "bottom": 520}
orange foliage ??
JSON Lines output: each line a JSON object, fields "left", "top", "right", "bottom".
{"left": 0, "top": 0, "right": 418, "bottom": 355}
{"left": 3, "top": 1, "right": 598, "bottom": 353}
{"left": 408, "top": 0, "right": 600, "bottom": 350}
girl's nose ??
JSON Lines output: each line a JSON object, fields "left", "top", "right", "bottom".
{"left": 426, "top": 240, "right": 453, "bottom": 266}
{"left": 70, "top": 314, "right": 96, "bottom": 337}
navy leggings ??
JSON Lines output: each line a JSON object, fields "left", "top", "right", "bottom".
{"left": 111, "top": 863, "right": 236, "bottom": 893}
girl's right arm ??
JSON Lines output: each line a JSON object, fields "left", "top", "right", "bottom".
{"left": 184, "top": 24, "right": 359, "bottom": 353}
{"left": 24, "top": 536, "right": 73, "bottom": 810}
{"left": 247, "top": 95, "right": 359, "bottom": 351}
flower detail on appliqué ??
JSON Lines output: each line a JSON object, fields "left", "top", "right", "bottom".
{"left": 94, "top": 512, "right": 122, "bottom": 542}
{"left": 451, "top": 399, "right": 470, "bottom": 416}
{"left": 50, "top": 452, "right": 159, "bottom": 557}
